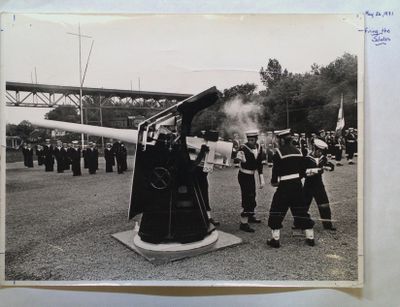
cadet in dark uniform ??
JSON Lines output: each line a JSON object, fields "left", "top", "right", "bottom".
{"left": 82, "top": 145, "right": 88, "bottom": 169}
{"left": 70, "top": 141, "right": 82, "bottom": 176}
{"left": 300, "top": 132, "right": 308, "bottom": 156}
{"left": 121, "top": 143, "right": 128, "bottom": 171}
{"left": 304, "top": 139, "right": 336, "bottom": 230}
{"left": 236, "top": 130, "right": 265, "bottom": 233}
{"left": 192, "top": 140, "right": 220, "bottom": 226}
{"left": 267, "top": 129, "right": 315, "bottom": 248}
{"left": 114, "top": 141, "right": 127, "bottom": 174}
{"left": 43, "top": 139, "right": 54, "bottom": 172}
{"left": 36, "top": 144, "right": 44, "bottom": 166}
{"left": 62, "top": 143, "right": 70, "bottom": 170}
{"left": 53, "top": 140, "right": 65, "bottom": 173}
{"left": 86, "top": 142, "right": 99, "bottom": 174}
{"left": 113, "top": 140, "right": 123, "bottom": 174}
{"left": 22, "top": 143, "right": 34, "bottom": 168}
{"left": 292, "top": 133, "right": 300, "bottom": 149}
{"left": 345, "top": 127, "right": 357, "bottom": 164}
{"left": 325, "top": 131, "right": 334, "bottom": 159}
{"left": 265, "top": 131, "right": 275, "bottom": 167}
{"left": 104, "top": 143, "right": 114, "bottom": 172}
{"left": 354, "top": 128, "right": 358, "bottom": 156}
{"left": 333, "top": 133, "right": 344, "bottom": 166}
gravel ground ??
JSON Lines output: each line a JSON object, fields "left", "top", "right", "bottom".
{"left": 5, "top": 156, "right": 358, "bottom": 281}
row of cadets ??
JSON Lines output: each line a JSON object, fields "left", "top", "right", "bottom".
{"left": 236, "top": 129, "right": 265, "bottom": 233}
{"left": 267, "top": 129, "right": 315, "bottom": 248}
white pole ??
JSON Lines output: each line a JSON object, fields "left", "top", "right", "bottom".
{"left": 78, "top": 23, "right": 85, "bottom": 147}
{"left": 0, "top": 14, "right": 6, "bottom": 282}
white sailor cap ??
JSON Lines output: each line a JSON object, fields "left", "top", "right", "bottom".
{"left": 245, "top": 129, "right": 259, "bottom": 137}
{"left": 349, "top": 127, "right": 354, "bottom": 131}
{"left": 294, "top": 133, "right": 299, "bottom": 137}
{"left": 45, "top": 139, "right": 51, "bottom": 142}
{"left": 274, "top": 128, "right": 292, "bottom": 138}
{"left": 301, "top": 132, "right": 306, "bottom": 136}
{"left": 314, "top": 139, "right": 328, "bottom": 150}
{"left": 72, "top": 141, "right": 79, "bottom": 144}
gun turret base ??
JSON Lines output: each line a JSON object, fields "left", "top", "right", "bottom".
{"left": 112, "top": 229, "right": 243, "bottom": 264}
{"left": 134, "top": 230, "right": 219, "bottom": 252}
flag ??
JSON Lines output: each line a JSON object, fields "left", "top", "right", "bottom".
{"left": 335, "top": 94, "right": 345, "bottom": 135}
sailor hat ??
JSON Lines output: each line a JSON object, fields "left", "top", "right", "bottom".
{"left": 274, "top": 128, "right": 292, "bottom": 138}
{"left": 314, "top": 138, "right": 328, "bottom": 150}
{"left": 72, "top": 141, "right": 79, "bottom": 144}
{"left": 245, "top": 129, "right": 259, "bottom": 137}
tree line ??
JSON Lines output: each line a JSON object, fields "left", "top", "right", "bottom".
{"left": 7, "top": 53, "right": 357, "bottom": 142}
{"left": 192, "top": 53, "right": 358, "bottom": 138}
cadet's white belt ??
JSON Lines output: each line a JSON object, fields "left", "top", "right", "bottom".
{"left": 239, "top": 168, "right": 256, "bottom": 175}
{"left": 279, "top": 174, "right": 300, "bottom": 181}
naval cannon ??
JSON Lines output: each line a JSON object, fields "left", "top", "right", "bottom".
{"left": 30, "top": 87, "right": 233, "bottom": 254}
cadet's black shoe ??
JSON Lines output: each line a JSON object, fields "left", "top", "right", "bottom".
{"left": 349, "top": 161, "right": 354, "bottom": 165}
{"left": 267, "top": 239, "right": 280, "bottom": 248}
{"left": 248, "top": 216, "right": 262, "bottom": 223}
{"left": 306, "top": 239, "right": 315, "bottom": 246}
{"left": 209, "top": 218, "right": 220, "bottom": 226}
{"left": 239, "top": 223, "right": 255, "bottom": 233}
{"left": 322, "top": 222, "right": 336, "bottom": 231}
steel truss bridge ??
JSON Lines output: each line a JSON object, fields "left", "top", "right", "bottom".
{"left": 6, "top": 82, "right": 191, "bottom": 110}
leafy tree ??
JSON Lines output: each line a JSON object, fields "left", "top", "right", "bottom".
{"left": 222, "top": 83, "right": 257, "bottom": 101}
{"left": 260, "top": 53, "right": 358, "bottom": 133}
{"left": 260, "top": 59, "right": 283, "bottom": 91}
{"left": 45, "top": 105, "right": 80, "bottom": 123}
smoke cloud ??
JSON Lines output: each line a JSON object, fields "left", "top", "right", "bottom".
{"left": 220, "top": 96, "right": 264, "bottom": 139}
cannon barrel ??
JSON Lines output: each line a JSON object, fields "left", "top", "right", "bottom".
{"left": 29, "top": 119, "right": 138, "bottom": 144}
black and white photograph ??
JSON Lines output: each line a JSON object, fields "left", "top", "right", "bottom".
{"left": 1, "top": 13, "right": 363, "bottom": 286}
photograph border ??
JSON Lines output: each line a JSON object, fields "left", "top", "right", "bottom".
{"left": 0, "top": 12, "right": 364, "bottom": 288}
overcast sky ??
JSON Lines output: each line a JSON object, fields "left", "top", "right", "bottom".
{"left": 3, "top": 13, "right": 363, "bottom": 124}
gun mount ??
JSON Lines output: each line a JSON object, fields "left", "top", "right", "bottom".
{"left": 28, "top": 86, "right": 233, "bottom": 253}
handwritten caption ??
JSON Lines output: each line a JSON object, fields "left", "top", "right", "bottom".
{"left": 362, "top": 11, "right": 394, "bottom": 46}
{"left": 365, "top": 10, "right": 394, "bottom": 18}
